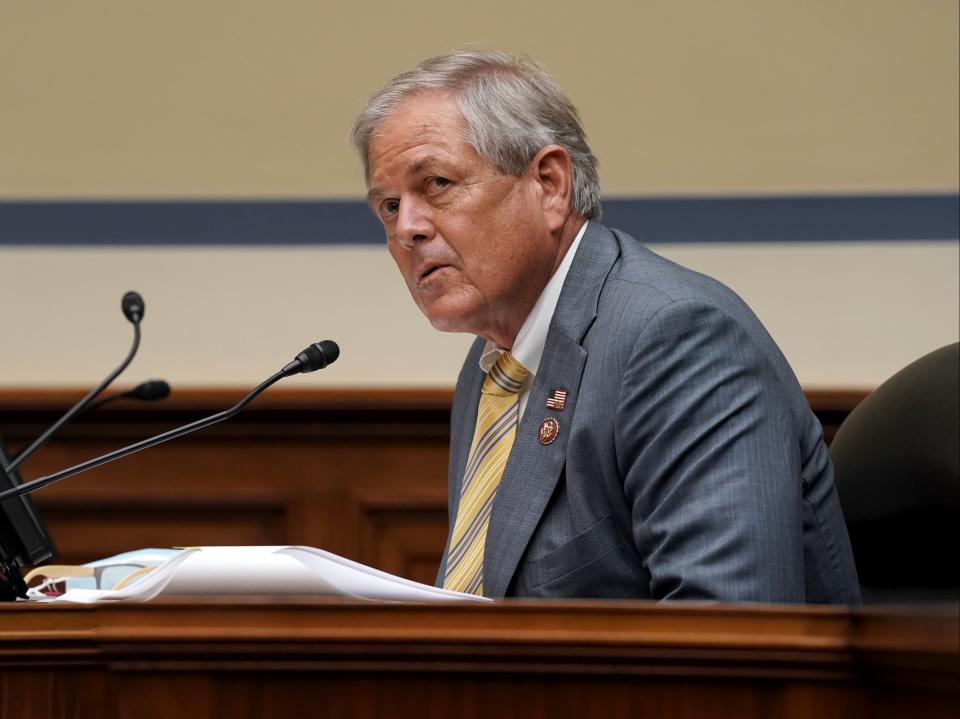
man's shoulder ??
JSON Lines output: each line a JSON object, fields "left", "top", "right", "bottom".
{"left": 587, "top": 224, "right": 807, "bottom": 416}
{"left": 596, "top": 224, "right": 757, "bottom": 323}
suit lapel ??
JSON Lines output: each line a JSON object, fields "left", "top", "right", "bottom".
{"left": 483, "top": 222, "right": 621, "bottom": 597}
{"left": 448, "top": 340, "right": 486, "bottom": 506}
{"left": 436, "top": 338, "right": 487, "bottom": 582}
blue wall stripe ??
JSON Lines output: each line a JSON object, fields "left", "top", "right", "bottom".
{"left": 0, "top": 194, "right": 956, "bottom": 246}
{"left": 603, "top": 195, "right": 958, "bottom": 244}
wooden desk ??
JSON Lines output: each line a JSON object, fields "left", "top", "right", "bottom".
{"left": 1, "top": 600, "right": 956, "bottom": 719}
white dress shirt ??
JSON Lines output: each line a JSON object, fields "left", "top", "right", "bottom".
{"left": 478, "top": 220, "right": 589, "bottom": 418}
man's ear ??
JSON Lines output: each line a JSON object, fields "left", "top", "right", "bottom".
{"left": 530, "top": 145, "right": 573, "bottom": 232}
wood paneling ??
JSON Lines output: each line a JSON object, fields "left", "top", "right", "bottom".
{"left": 0, "top": 388, "right": 866, "bottom": 576}
{"left": 0, "top": 600, "right": 956, "bottom": 719}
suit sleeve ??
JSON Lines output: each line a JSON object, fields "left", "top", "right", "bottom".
{"left": 615, "top": 298, "right": 806, "bottom": 602}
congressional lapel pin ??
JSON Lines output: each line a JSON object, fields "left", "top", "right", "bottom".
{"left": 538, "top": 417, "right": 560, "bottom": 445}
{"left": 545, "top": 387, "right": 567, "bottom": 411}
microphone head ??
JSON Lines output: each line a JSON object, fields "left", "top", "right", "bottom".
{"left": 128, "top": 379, "right": 171, "bottom": 401}
{"left": 295, "top": 340, "right": 340, "bottom": 374}
{"left": 122, "top": 291, "right": 144, "bottom": 323}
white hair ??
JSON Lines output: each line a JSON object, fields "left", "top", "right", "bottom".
{"left": 350, "top": 50, "right": 601, "bottom": 219}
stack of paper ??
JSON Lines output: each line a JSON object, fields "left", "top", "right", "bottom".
{"left": 29, "top": 546, "right": 490, "bottom": 603}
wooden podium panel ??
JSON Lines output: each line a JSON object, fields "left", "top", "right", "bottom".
{"left": 1, "top": 600, "right": 956, "bottom": 719}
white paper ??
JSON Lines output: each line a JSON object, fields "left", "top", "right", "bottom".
{"left": 36, "top": 546, "right": 489, "bottom": 603}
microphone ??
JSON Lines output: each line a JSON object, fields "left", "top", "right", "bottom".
{"left": 85, "top": 379, "right": 171, "bottom": 412}
{"left": 4, "top": 291, "right": 146, "bottom": 474}
{"left": 0, "top": 341, "right": 340, "bottom": 503}
{"left": 121, "top": 291, "right": 144, "bottom": 323}
{"left": 127, "top": 379, "right": 170, "bottom": 401}
{"left": 280, "top": 340, "right": 339, "bottom": 376}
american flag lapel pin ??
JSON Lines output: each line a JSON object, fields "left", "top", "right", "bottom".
{"left": 546, "top": 387, "right": 567, "bottom": 411}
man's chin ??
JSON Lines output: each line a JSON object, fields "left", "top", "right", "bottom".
{"left": 426, "top": 313, "right": 474, "bottom": 334}
{"left": 421, "top": 303, "right": 480, "bottom": 335}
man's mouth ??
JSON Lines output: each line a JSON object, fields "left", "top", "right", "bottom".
{"left": 417, "top": 263, "right": 448, "bottom": 284}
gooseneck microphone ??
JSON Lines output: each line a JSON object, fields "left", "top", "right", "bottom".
{"left": 280, "top": 339, "right": 339, "bottom": 376}
{"left": 125, "top": 379, "right": 171, "bottom": 401}
{"left": 4, "top": 291, "right": 146, "bottom": 474}
{"left": 0, "top": 341, "right": 340, "bottom": 503}
{"left": 121, "top": 291, "right": 144, "bottom": 323}
{"left": 84, "top": 379, "right": 171, "bottom": 412}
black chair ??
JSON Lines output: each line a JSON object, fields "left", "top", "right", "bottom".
{"left": 831, "top": 342, "right": 959, "bottom": 603}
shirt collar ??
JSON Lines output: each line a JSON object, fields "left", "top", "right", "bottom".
{"left": 479, "top": 220, "right": 589, "bottom": 376}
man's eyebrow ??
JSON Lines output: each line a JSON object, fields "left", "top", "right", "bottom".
{"left": 366, "top": 155, "right": 444, "bottom": 203}
{"left": 409, "top": 155, "right": 440, "bottom": 176}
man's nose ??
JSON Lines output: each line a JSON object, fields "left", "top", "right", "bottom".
{"left": 395, "top": 198, "right": 434, "bottom": 249}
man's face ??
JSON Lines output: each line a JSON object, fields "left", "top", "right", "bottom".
{"left": 365, "top": 92, "right": 560, "bottom": 347}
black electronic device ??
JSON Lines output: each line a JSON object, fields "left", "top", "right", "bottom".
{"left": 0, "top": 437, "right": 57, "bottom": 600}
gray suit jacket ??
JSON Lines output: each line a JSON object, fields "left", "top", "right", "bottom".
{"left": 438, "top": 222, "right": 861, "bottom": 603}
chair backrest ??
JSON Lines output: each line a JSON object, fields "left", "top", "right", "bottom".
{"left": 831, "top": 343, "right": 959, "bottom": 602}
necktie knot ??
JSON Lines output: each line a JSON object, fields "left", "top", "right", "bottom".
{"left": 483, "top": 351, "right": 529, "bottom": 396}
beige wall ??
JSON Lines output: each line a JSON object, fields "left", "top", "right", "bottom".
{"left": 1, "top": 0, "right": 957, "bottom": 390}
{"left": 1, "top": 0, "right": 957, "bottom": 197}
{"left": 1, "top": 242, "right": 956, "bottom": 390}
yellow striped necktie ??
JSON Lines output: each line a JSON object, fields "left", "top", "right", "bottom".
{"left": 443, "top": 351, "right": 530, "bottom": 595}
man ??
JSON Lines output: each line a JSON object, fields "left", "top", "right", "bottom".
{"left": 351, "top": 50, "right": 860, "bottom": 603}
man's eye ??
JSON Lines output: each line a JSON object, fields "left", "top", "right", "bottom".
{"left": 379, "top": 199, "right": 400, "bottom": 218}
{"left": 427, "top": 177, "right": 450, "bottom": 192}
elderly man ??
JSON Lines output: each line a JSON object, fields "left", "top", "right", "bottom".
{"left": 351, "top": 50, "right": 860, "bottom": 603}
